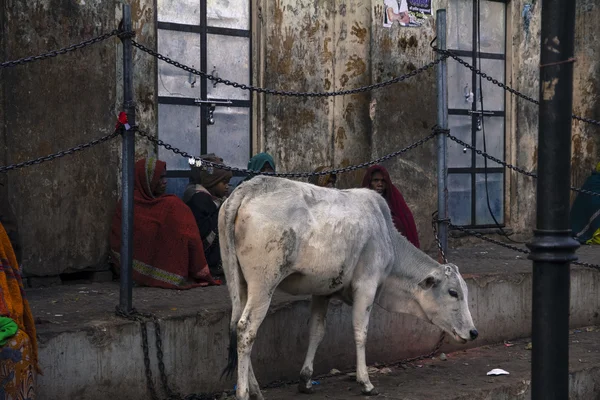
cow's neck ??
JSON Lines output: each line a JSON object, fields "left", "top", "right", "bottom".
{"left": 374, "top": 230, "right": 442, "bottom": 321}
{"left": 390, "top": 229, "right": 441, "bottom": 284}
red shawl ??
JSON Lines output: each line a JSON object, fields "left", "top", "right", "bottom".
{"left": 110, "top": 158, "right": 220, "bottom": 289}
{"left": 361, "top": 165, "right": 421, "bottom": 249}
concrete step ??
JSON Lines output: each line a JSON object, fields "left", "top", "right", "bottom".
{"left": 27, "top": 244, "right": 600, "bottom": 400}
{"left": 255, "top": 327, "right": 600, "bottom": 400}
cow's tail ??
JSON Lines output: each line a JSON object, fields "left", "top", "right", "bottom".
{"left": 218, "top": 186, "right": 247, "bottom": 380}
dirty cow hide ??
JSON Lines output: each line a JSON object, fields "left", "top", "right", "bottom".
{"left": 218, "top": 176, "right": 477, "bottom": 400}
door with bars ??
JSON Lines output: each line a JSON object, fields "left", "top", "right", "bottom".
{"left": 446, "top": 0, "right": 508, "bottom": 228}
{"left": 156, "top": 0, "right": 252, "bottom": 197}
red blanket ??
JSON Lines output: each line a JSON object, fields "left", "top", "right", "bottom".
{"left": 110, "top": 158, "right": 220, "bottom": 289}
{"left": 362, "top": 165, "right": 421, "bottom": 248}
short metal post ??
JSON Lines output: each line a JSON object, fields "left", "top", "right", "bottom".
{"left": 436, "top": 9, "right": 449, "bottom": 257}
{"left": 526, "top": 0, "right": 579, "bottom": 399}
{"left": 119, "top": 4, "right": 136, "bottom": 313}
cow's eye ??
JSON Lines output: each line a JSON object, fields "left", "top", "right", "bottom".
{"left": 449, "top": 289, "right": 458, "bottom": 298}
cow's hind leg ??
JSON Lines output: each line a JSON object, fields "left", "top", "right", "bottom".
{"left": 298, "top": 295, "right": 330, "bottom": 394}
{"left": 352, "top": 284, "right": 378, "bottom": 396}
{"left": 248, "top": 364, "right": 263, "bottom": 400}
{"left": 236, "top": 286, "right": 273, "bottom": 400}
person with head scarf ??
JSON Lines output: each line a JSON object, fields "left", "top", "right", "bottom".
{"left": 247, "top": 153, "right": 276, "bottom": 174}
{"left": 308, "top": 166, "right": 337, "bottom": 188}
{"left": 361, "top": 165, "right": 420, "bottom": 248}
{"left": 184, "top": 154, "right": 233, "bottom": 277}
{"left": 110, "top": 157, "right": 220, "bottom": 289}
{"left": 571, "top": 161, "right": 600, "bottom": 245}
{"left": 0, "top": 219, "right": 41, "bottom": 398}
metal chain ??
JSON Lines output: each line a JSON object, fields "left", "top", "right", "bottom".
{"left": 115, "top": 307, "right": 162, "bottom": 400}
{"left": 115, "top": 307, "right": 186, "bottom": 400}
{"left": 132, "top": 39, "right": 449, "bottom": 97}
{"left": 0, "top": 129, "right": 121, "bottom": 173}
{"left": 1, "top": 30, "right": 134, "bottom": 69}
{"left": 136, "top": 127, "right": 441, "bottom": 178}
{"left": 432, "top": 211, "right": 448, "bottom": 264}
{"left": 449, "top": 224, "right": 600, "bottom": 270}
{"left": 432, "top": 47, "right": 600, "bottom": 127}
{"left": 445, "top": 132, "right": 600, "bottom": 198}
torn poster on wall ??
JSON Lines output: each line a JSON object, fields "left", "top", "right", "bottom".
{"left": 383, "top": 0, "right": 432, "bottom": 28}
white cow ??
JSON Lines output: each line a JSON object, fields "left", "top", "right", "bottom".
{"left": 218, "top": 176, "right": 477, "bottom": 400}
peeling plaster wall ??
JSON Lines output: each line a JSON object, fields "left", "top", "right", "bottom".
{"left": 261, "top": 0, "right": 600, "bottom": 249}
{"left": 0, "top": 0, "right": 156, "bottom": 277}
{"left": 509, "top": 0, "right": 600, "bottom": 233}
{"left": 370, "top": 5, "right": 441, "bottom": 250}
{"left": 260, "top": 0, "right": 372, "bottom": 188}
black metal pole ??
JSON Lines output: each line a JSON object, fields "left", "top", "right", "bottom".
{"left": 526, "top": 1, "right": 579, "bottom": 399}
{"left": 119, "top": 4, "right": 135, "bottom": 313}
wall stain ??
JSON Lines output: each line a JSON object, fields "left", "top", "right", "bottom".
{"left": 350, "top": 21, "right": 367, "bottom": 44}
{"left": 335, "top": 127, "right": 347, "bottom": 149}
{"left": 345, "top": 55, "right": 366, "bottom": 78}
{"left": 321, "top": 37, "right": 333, "bottom": 64}
{"left": 340, "top": 73, "right": 349, "bottom": 87}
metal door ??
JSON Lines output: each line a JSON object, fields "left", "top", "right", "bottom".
{"left": 446, "top": 0, "right": 507, "bottom": 227}
{"left": 157, "top": 0, "right": 252, "bottom": 197}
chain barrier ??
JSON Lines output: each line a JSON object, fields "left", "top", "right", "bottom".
{"left": 132, "top": 39, "right": 448, "bottom": 97}
{"left": 115, "top": 307, "right": 215, "bottom": 400}
{"left": 432, "top": 211, "right": 448, "bottom": 264}
{"left": 0, "top": 129, "right": 122, "bottom": 174}
{"left": 448, "top": 223, "right": 600, "bottom": 271}
{"left": 431, "top": 47, "right": 600, "bottom": 128}
{"left": 444, "top": 131, "right": 600, "bottom": 198}
{"left": 1, "top": 30, "right": 135, "bottom": 69}
{"left": 136, "top": 127, "right": 442, "bottom": 178}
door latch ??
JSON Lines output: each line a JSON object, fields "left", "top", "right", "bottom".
{"left": 193, "top": 99, "right": 232, "bottom": 126}
{"left": 468, "top": 110, "right": 495, "bottom": 131}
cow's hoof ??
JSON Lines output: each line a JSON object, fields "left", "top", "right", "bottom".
{"left": 298, "top": 383, "right": 314, "bottom": 394}
{"left": 249, "top": 392, "right": 265, "bottom": 400}
{"left": 361, "top": 388, "right": 379, "bottom": 396}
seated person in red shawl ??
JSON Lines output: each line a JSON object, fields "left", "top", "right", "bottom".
{"left": 110, "top": 157, "right": 220, "bottom": 289}
{"left": 183, "top": 155, "right": 233, "bottom": 278}
{"left": 361, "top": 165, "right": 421, "bottom": 248}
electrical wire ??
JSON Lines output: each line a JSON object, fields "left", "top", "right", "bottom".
{"left": 476, "top": 0, "right": 525, "bottom": 244}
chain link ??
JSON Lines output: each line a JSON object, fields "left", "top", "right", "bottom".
{"left": 445, "top": 132, "right": 600, "bottom": 198}
{"left": 0, "top": 129, "right": 121, "bottom": 173}
{"left": 136, "top": 127, "right": 440, "bottom": 178}
{"left": 1, "top": 30, "right": 134, "bottom": 69}
{"left": 132, "top": 39, "right": 448, "bottom": 97}
{"left": 449, "top": 224, "right": 600, "bottom": 270}
{"left": 432, "top": 211, "right": 448, "bottom": 264}
{"left": 432, "top": 47, "right": 600, "bottom": 127}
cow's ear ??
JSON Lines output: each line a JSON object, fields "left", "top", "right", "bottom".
{"left": 418, "top": 276, "right": 438, "bottom": 290}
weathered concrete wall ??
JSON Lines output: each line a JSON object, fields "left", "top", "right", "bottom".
{"left": 509, "top": 0, "right": 600, "bottom": 233}
{"left": 258, "top": 0, "right": 600, "bottom": 248}
{"left": 260, "top": 0, "right": 372, "bottom": 188}
{"left": 0, "top": 0, "right": 156, "bottom": 277}
{"left": 370, "top": 6, "right": 441, "bottom": 250}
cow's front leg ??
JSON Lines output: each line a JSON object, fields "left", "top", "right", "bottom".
{"left": 352, "top": 285, "right": 378, "bottom": 396}
{"left": 298, "top": 295, "right": 330, "bottom": 394}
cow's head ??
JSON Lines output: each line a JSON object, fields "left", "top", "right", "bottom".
{"left": 415, "top": 263, "right": 477, "bottom": 343}
{"left": 376, "top": 263, "right": 477, "bottom": 344}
